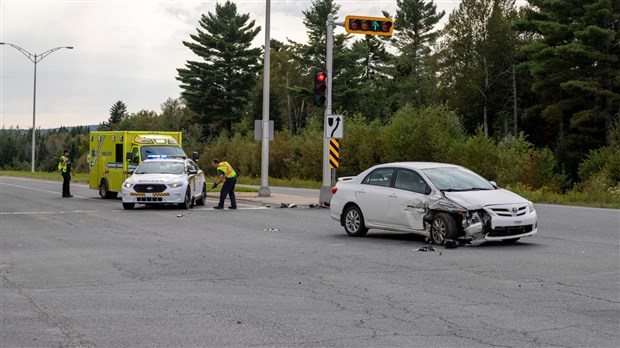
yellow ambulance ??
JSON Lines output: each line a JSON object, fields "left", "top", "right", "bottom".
{"left": 89, "top": 131, "right": 196, "bottom": 198}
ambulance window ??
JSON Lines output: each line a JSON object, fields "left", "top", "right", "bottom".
{"left": 115, "top": 144, "right": 123, "bottom": 163}
{"left": 131, "top": 147, "right": 140, "bottom": 164}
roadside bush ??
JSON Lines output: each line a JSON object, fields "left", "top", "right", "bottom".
{"left": 495, "top": 133, "right": 534, "bottom": 186}
{"left": 382, "top": 105, "right": 465, "bottom": 163}
{"left": 523, "top": 148, "right": 568, "bottom": 191}
{"left": 339, "top": 113, "right": 384, "bottom": 176}
{"left": 451, "top": 127, "right": 497, "bottom": 180}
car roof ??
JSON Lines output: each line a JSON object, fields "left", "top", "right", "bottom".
{"left": 374, "top": 162, "right": 460, "bottom": 170}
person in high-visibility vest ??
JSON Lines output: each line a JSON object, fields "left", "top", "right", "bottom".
{"left": 58, "top": 149, "right": 76, "bottom": 197}
{"left": 211, "top": 158, "right": 237, "bottom": 209}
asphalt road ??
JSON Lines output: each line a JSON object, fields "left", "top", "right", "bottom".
{"left": 1, "top": 176, "right": 619, "bottom": 348}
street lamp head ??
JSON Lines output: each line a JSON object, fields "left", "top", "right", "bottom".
{"left": 66, "top": 46, "right": 74, "bottom": 49}
{"left": 0, "top": 42, "right": 6, "bottom": 45}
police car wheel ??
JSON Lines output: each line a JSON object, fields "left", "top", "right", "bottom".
{"left": 179, "top": 188, "right": 191, "bottom": 209}
{"left": 122, "top": 203, "right": 135, "bottom": 210}
{"left": 196, "top": 184, "right": 207, "bottom": 206}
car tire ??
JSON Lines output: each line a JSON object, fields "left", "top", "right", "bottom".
{"left": 343, "top": 205, "right": 369, "bottom": 237}
{"left": 99, "top": 179, "right": 118, "bottom": 199}
{"left": 430, "top": 212, "right": 457, "bottom": 246}
{"left": 196, "top": 184, "right": 207, "bottom": 206}
{"left": 179, "top": 188, "right": 191, "bottom": 209}
{"left": 122, "top": 203, "right": 135, "bottom": 210}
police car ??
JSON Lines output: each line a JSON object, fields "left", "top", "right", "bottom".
{"left": 121, "top": 157, "right": 206, "bottom": 210}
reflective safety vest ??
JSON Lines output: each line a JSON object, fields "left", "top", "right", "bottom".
{"left": 58, "top": 156, "right": 68, "bottom": 173}
{"left": 217, "top": 161, "right": 236, "bottom": 179}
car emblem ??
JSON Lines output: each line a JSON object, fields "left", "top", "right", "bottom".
{"left": 146, "top": 186, "right": 153, "bottom": 191}
{"left": 511, "top": 207, "right": 518, "bottom": 213}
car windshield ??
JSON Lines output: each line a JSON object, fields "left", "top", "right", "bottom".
{"left": 135, "top": 161, "right": 185, "bottom": 175}
{"left": 422, "top": 167, "right": 494, "bottom": 191}
{"left": 141, "top": 146, "right": 187, "bottom": 160}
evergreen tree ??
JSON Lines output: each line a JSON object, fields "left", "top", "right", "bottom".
{"left": 176, "top": 1, "right": 262, "bottom": 135}
{"left": 516, "top": 0, "right": 620, "bottom": 178}
{"left": 387, "top": 0, "right": 445, "bottom": 108}
{"left": 99, "top": 100, "right": 128, "bottom": 131}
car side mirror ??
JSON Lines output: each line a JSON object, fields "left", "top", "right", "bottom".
{"left": 489, "top": 181, "right": 498, "bottom": 188}
{"left": 127, "top": 170, "right": 134, "bottom": 175}
{"left": 188, "top": 169, "right": 198, "bottom": 175}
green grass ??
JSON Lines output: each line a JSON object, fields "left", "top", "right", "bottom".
{"left": 2, "top": 170, "right": 618, "bottom": 208}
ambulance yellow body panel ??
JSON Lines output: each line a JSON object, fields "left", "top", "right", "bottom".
{"left": 89, "top": 131, "right": 186, "bottom": 198}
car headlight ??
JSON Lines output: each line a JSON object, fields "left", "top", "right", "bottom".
{"left": 123, "top": 182, "right": 134, "bottom": 188}
{"left": 168, "top": 181, "right": 185, "bottom": 188}
{"left": 527, "top": 201, "right": 535, "bottom": 213}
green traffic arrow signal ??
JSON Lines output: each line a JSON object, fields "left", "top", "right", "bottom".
{"left": 372, "top": 21, "right": 379, "bottom": 31}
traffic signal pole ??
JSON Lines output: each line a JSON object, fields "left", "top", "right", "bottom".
{"left": 319, "top": 14, "right": 335, "bottom": 205}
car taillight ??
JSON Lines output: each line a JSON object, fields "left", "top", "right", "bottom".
{"left": 331, "top": 187, "right": 338, "bottom": 194}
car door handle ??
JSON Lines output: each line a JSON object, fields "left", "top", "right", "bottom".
{"left": 357, "top": 189, "right": 366, "bottom": 194}
{"left": 389, "top": 193, "right": 397, "bottom": 198}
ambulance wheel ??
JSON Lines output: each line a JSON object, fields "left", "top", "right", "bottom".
{"left": 123, "top": 203, "right": 135, "bottom": 210}
{"left": 196, "top": 184, "right": 207, "bottom": 206}
{"left": 99, "top": 179, "right": 118, "bottom": 199}
{"left": 179, "top": 188, "right": 191, "bottom": 209}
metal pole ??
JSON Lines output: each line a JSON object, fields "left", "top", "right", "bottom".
{"left": 319, "top": 14, "right": 334, "bottom": 205}
{"left": 32, "top": 58, "right": 38, "bottom": 172}
{"left": 258, "top": 0, "right": 272, "bottom": 197}
{"left": 0, "top": 43, "right": 73, "bottom": 172}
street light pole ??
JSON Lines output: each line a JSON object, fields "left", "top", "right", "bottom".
{"left": 0, "top": 42, "right": 73, "bottom": 172}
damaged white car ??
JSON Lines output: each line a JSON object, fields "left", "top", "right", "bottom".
{"left": 330, "top": 162, "right": 537, "bottom": 247}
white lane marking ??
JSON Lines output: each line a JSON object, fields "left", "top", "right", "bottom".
{"left": 1, "top": 210, "right": 102, "bottom": 215}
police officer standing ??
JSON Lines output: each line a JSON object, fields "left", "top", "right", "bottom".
{"left": 58, "top": 149, "right": 75, "bottom": 197}
{"left": 211, "top": 158, "right": 237, "bottom": 209}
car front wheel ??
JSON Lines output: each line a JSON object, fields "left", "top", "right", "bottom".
{"left": 196, "top": 184, "right": 207, "bottom": 206}
{"left": 179, "top": 188, "right": 191, "bottom": 209}
{"left": 343, "top": 205, "right": 368, "bottom": 237}
{"left": 430, "top": 212, "right": 457, "bottom": 246}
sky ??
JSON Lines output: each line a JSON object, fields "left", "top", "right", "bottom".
{"left": 0, "top": 0, "right": 469, "bottom": 130}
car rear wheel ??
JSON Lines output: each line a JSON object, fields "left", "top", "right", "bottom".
{"left": 430, "top": 212, "right": 457, "bottom": 246}
{"left": 179, "top": 188, "right": 191, "bottom": 209}
{"left": 196, "top": 184, "right": 207, "bottom": 206}
{"left": 122, "top": 203, "right": 135, "bottom": 210}
{"left": 343, "top": 205, "right": 368, "bottom": 237}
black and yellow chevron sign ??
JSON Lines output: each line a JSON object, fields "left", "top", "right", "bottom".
{"left": 329, "top": 139, "right": 339, "bottom": 168}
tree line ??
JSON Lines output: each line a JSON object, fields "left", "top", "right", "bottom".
{"left": 1, "top": 0, "right": 618, "bottom": 194}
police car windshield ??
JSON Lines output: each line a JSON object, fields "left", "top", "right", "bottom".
{"left": 136, "top": 161, "right": 185, "bottom": 175}
{"left": 141, "top": 146, "right": 187, "bottom": 160}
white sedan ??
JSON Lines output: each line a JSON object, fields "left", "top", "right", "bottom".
{"left": 121, "top": 158, "right": 206, "bottom": 210}
{"left": 330, "top": 162, "right": 538, "bottom": 247}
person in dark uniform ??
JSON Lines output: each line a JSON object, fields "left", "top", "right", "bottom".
{"left": 58, "top": 149, "right": 75, "bottom": 197}
{"left": 211, "top": 158, "right": 237, "bottom": 209}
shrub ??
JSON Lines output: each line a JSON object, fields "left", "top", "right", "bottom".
{"left": 382, "top": 105, "right": 465, "bottom": 163}
{"left": 495, "top": 133, "right": 534, "bottom": 186}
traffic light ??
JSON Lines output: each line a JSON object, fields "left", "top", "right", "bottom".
{"left": 345, "top": 15, "right": 394, "bottom": 36}
{"left": 314, "top": 71, "right": 327, "bottom": 108}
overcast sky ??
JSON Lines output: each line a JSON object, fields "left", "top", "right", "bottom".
{"left": 0, "top": 0, "right": 468, "bottom": 129}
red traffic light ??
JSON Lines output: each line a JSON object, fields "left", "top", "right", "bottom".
{"left": 314, "top": 71, "right": 327, "bottom": 108}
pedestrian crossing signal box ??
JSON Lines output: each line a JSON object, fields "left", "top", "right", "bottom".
{"left": 345, "top": 15, "right": 394, "bottom": 36}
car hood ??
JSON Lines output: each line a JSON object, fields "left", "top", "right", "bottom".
{"left": 126, "top": 173, "right": 185, "bottom": 184}
{"left": 443, "top": 189, "right": 528, "bottom": 210}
